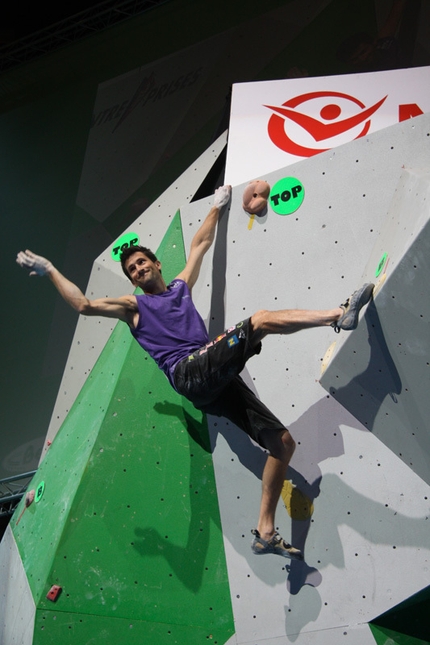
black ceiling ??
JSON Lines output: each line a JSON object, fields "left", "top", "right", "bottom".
{"left": 0, "top": 0, "right": 170, "bottom": 72}
{"left": 1, "top": 1, "right": 105, "bottom": 44}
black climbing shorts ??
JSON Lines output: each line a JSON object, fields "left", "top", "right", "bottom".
{"left": 173, "top": 319, "right": 286, "bottom": 447}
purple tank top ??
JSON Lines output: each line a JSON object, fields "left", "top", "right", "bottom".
{"left": 130, "top": 279, "right": 209, "bottom": 387}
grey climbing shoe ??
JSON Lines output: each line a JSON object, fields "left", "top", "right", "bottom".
{"left": 251, "top": 529, "right": 303, "bottom": 560}
{"left": 332, "top": 283, "right": 374, "bottom": 333}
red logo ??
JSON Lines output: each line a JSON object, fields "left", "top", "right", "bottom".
{"left": 265, "top": 91, "right": 388, "bottom": 157}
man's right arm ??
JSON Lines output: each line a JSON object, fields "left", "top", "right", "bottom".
{"left": 175, "top": 185, "right": 231, "bottom": 291}
{"left": 16, "top": 250, "right": 138, "bottom": 325}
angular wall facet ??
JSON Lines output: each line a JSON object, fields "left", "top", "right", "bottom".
{"left": 181, "top": 114, "right": 430, "bottom": 644}
{"left": 0, "top": 526, "right": 35, "bottom": 645}
{"left": 369, "top": 585, "right": 430, "bottom": 644}
{"left": 9, "top": 214, "right": 234, "bottom": 645}
{"left": 320, "top": 168, "right": 430, "bottom": 485}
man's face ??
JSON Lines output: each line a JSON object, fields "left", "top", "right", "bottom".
{"left": 124, "top": 251, "right": 163, "bottom": 292}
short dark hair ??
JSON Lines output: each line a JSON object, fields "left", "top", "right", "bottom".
{"left": 120, "top": 244, "right": 159, "bottom": 280}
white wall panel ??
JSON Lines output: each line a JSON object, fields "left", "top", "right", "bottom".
{"left": 320, "top": 167, "right": 430, "bottom": 485}
{"left": 0, "top": 526, "right": 35, "bottom": 645}
{"left": 180, "top": 113, "right": 430, "bottom": 643}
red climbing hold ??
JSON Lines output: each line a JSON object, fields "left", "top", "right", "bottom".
{"left": 46, "top": 585, "right": 62, "bottom": 602}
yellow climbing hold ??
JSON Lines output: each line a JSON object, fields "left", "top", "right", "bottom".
{"left": 320, "top": 340, "right": 337, "bottom": 376}
{"left": 373, "top": 271, "right": 387, "bottom": 297}
{"left": 281, "top": 480, "right": 314, "bottom": 520}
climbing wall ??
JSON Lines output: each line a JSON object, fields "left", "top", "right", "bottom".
{"left": 320, "top": 167, "right": 430, "bottom": 486}
{"left": 41, "top": 132, "right": 228, "bottom": 452}
{"left": 178, "top": 113, "right": 430, "bottom": 644}
{"left": 4, "top": 215, "right": 233, "bottom": 645}
{"left": 3, "top": 107, "right": 430, "bottom": 645}
{"left": 0, "top": 136, "right": 230, "bottom": 645}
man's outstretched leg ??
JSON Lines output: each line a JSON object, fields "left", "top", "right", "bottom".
{"left": 249, "top": 283, "right": 374, "bottom": 344}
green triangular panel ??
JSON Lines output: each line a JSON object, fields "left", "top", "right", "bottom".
{"left": 12, "top": 211, "right": 234, "bottom": 645}
{"left": 369, "top": 624, "right": 430, "bottom": 645}
{"left": 369, "top": 586, "right": 430, "bottom": 644}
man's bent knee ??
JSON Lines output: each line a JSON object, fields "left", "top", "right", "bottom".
{"left": 281, "top": 430, "right": 296, "bottom": 458}
{"left": 262, "top": 428, "right": 295, "bottom": 462}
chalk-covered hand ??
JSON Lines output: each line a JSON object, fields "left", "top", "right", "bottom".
{"left": 213, "top": 185, "right": 231, "bottom": 209}
{"left": 16, "top": 250, "right": 53, "bottom": 276}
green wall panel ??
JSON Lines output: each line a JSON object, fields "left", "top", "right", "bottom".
{"left": 11, "top": 316, "right": 132, "bottom": 602}
{"left": 370, "top": 624, "right": 430, "bottom": 645}
{"left": 33, "top": 608, "right": 228, "bottom": 645}
{"left": 12, "top": 212, "right": 234, "bottom": 644}
{"left": 369, "top": 586, "right": 430, "bottom": 645}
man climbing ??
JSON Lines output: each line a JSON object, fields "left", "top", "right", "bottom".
{"left": 17, "top": 185, "right": 374, "bottom": 560}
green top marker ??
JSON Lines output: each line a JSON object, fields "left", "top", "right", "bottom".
{"left": 111, "top": 232, "right": 140, "bottom": 262}
{"left": 375, "top": 252, "right": 387, "bottom": 277}
{"left": 269, "top": 177, "right": 305, "bottom": 215}
{"left": 35, "top": 480, "right": 45, "bottom": 503}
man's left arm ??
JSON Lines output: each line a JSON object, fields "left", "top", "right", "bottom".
{"left": 176, "top": 185, "right": 231, "bottom": 290}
